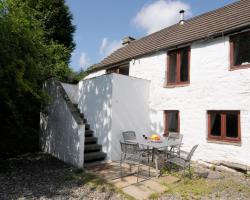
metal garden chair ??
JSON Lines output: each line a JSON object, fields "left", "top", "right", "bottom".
{"left": 166, "top": 144, "right": 199, "bottom": 178}
{"left": 120, "top": 141, "right": 151, "bottom": 183}
{"left": 122, "top": 130, "right": 153, "bottom": 160}
{"left": 122, "top": 131, "right": 136, "bottom": 142}
{"left": 167, "top": 134, "right": 183, "bottom": 157}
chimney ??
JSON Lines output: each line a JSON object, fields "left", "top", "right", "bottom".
{"left": 122, "top": 36, "right": 135, "bottom": 46}
{"left": 179, "top": 10, "right": 185, "bottom": 25}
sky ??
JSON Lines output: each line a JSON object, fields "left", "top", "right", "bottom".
{"left": 65, "top": 0, "right": 237, "bottom": 71}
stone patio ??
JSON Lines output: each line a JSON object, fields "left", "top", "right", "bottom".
{"left": 86, "top": 162, "right": 180, "bottom": 200}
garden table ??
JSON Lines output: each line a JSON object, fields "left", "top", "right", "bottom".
{"left": 126, "top": 138, "right": 182, "bottom": 177}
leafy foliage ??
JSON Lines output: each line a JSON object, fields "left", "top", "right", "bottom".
{"left": 0, "top": 0, "right": 75, "bottom": 157}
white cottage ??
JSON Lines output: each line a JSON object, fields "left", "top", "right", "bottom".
{"left": 41, "top": 0, "right": 250, "bottom": 168}
{"left": 83, "top": 0, "right": 250, "bottom": 165}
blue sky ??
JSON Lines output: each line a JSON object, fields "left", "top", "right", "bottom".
{"left": 65, "top": 0, "right": 237, "bottom": 71}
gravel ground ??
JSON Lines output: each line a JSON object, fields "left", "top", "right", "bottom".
{"left": 1, "top": 153, "right": 250, "bottom": 200}
{"left": 0, "top": 153, "right": 122, "bottom": 200}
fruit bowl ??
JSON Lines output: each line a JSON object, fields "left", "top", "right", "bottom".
{"left": 150, "top": 134, "right": 161, "bottom": 142}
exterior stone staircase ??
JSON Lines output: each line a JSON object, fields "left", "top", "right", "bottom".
{"left": 73, "top": 104, "right": 106, "bottom": 165}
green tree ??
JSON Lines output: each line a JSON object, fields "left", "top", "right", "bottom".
{"left": 26, "top": 0, "right": 75, "bottom": 63}
{"left": 0, "top": 0, "right": 75, "bottom": 157}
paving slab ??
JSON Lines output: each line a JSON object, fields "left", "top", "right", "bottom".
{"left": 122, "top": 184, "right": 156, "bottom": 200}
{"left": 110, "top": 176, "right": 140, "bottom": 188}
{"left": 154, "top": 175, "right": 180, "bottom": 184}
{"left": 140, "top": 179, "right": 166, "bottom": 193}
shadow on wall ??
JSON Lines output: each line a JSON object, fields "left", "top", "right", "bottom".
{"left": 78, "top": 75, "right": 112, "bottom": 159}
{"left": 40, "top": 80, "right": 84, "bottom": 168}
{"left": 149, "top": 109, "right": 164, "bottom": 136}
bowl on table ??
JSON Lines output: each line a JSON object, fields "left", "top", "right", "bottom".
{"left": 150, "top": 134, "right": 162, "bottom": 143}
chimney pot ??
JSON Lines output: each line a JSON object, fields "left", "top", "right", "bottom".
{"left": 122, "top": 36, "right": 135, "bottom": 46}
{"left": 179, "top": 10, "right": 185, "bottom": 25}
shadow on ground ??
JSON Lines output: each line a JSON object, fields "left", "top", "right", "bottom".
{"left": 0, "top": 153, "right": 118, "bottom": 200}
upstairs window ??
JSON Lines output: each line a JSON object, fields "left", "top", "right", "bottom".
{"left": 207, "top": 111, "right": 241, "bottom": 143}
{"left": 106, "top": 65, "right": 129, "bottom": 76}
{"left": 230, "top": 31, "right": 250, "bottom": 69}
{"left": 166, "top": 47, "right": 190, "bottom": 86}
{"left": 164, "top": 110, "right": 179, "bottom": 136}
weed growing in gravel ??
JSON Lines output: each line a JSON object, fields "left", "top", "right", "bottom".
{"left": 166, "top": 178, "right": 215, "bottom": 199}
{"left": 63, "top": 169, "right": 135, "bottom": 200}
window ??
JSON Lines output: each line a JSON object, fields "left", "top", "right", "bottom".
{"left": 230, "top": 31, "right": 250, "bottom": 69}
{"left": 106, "top": 65, "right": 129, "bottom": 76}
{"left": 166, "top": 47, "right": 190, "bottom": 86}
{"left": 163, "top": 111, "right": 179, "bottom": 136}
{"left": 207, "top": 111, "right": 241, "bottom": 143}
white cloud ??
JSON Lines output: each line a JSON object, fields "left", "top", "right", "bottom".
{"left": 99, "top": 37, "right": 122, "bottom": 58}
{"left": 133, "top": 0, "right": 192, "bottom": 34}
{"left": 79, "top": 52, "right": 90, "bottom": 69}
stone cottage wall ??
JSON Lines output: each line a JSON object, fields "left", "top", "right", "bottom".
{"left": 129, "top": 36, "right": 250, "bottom": 166}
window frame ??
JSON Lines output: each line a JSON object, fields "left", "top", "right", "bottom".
{"left": 166, "top": 47, "right": 190, "bottom": 86}
{"left": 163, "top": 110, "right": 180, "bottom": 137}
{"left": 207, "top": 110, "right": 241, "bottom": 143}
{"left": 229, "top": 31, "right": 250, "bottom": 70}
{"left": 106, "top": 65, "right": 130, "bottom": 75}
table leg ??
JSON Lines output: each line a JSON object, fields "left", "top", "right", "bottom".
{"left": 154, "top": 153, "right": 160, "bottom": 178}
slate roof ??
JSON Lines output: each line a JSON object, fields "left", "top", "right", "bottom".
{"left": 92, "top": 0, "right": 250, "bottom": 72}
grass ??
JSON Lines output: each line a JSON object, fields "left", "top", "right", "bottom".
{"left": 64, "top": 166, "right": 250, "bottom": 200}
{"left": 160, "top": 172, "right": 250, "bottom": 200}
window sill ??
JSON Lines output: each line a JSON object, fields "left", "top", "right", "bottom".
{"left": 164, "top": 82, "right": 190, "bottom": 88}
{"left": 207, "top": 139, "right": 241, "bottom": 146}
{"left": 229, "top": 64, "right": 250, "bottom": 71}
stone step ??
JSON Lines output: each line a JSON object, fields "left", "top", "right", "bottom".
{"left": 85, "top": 124, "right": 90, "bottom": 130}
{"left": 85, "top": 130, "right": 94, "bottom": 137}
{"left": 84, "top": 152, "right": 106, "bottom": 162}
{"left": 84, "top": 144, "right": 102, "bottom": 152}
{"left": 85, "top": 137, "right": 97, "bottom": 144}
{"left": 82, "top": 118, "right": 87, "bottom": 123}
{"left": 80, "top": 113, "right": 84, "bottom": 118}
{"left": 84, "top": 160, "right": 107, "bottom": 168}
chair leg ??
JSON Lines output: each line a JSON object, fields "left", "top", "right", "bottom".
{"left": 189, "top": 164, "right": 192, "bottom": 178}
{"left": 120, "top": 157, "right": 123, "bottom": 178}
{"left": 137, "top": 163, "right": 140, "bottom": 183}
{"left": 148, "top": 165, "right": 150, "bottom": 177}
{"left": 129, "top": 164, "right": 132, "bottom": 172}
{"left": 169, "top": 162, "right": 172, "bottom": 173}
{"left": 183, "top": 166, "right": 186, "bottom": 179}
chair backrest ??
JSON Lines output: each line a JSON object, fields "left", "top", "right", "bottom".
{"left": 168, "top": 133, "right": 183, "bottom": 142}
{"left": 122, "top": 131, "right": 136, "bottom": 141}
{"left": 120, "top": 141, "right": 139, "bottom": 155}
{"left": 168, "top": 132, "right": 179, "bottom": 139}
{"left": 186, "top": 144, "right": 199, "bottom": 161}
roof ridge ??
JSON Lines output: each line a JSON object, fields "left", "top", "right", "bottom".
{"left": 95, "top": 0, "right": 250, "bottom": 70}
{"left": 120, "top": 0, "right": 242, "bottom": 48}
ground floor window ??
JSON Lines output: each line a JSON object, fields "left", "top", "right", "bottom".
{"left": 207, "top": 111, "right": 241, "bottom": 143}
{"left": 163, "top": 110, "right": 179, "bottom": 136}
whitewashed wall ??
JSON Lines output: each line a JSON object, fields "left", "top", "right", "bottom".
{"left": 78, "top": 74, "right": 113, "bottom": 160}
{"left": 78, "top": 74, "right": 150, "bottom": 160}
{"left": 129, "top": 36, "right": 250, "bottom": 166}
{"left": 84, "top": 70, "right": 106, "bottom": 80}
{"left": 62, "top": 83, "right": 79, "bottom": 104}
{"left": 111, "top": 74, "right": 150, "bottom": 160}
{"left": 40, "top": 80, "right": 85, "bottom": 168}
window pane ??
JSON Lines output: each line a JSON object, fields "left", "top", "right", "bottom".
{"left": 180, "top": 48, "right": 189, "bottom": 82}
{"left": 168, "top": 111, "right": 178, "bottom": 132}
{"left": 233, "top": 32, "right": 250, "bottom": 66}
{"left": 119, "top": 66, "right": 129, "bottom": 76}
{"left": 226, "top": 113, "right": 238, "bottom": 138}
{"left": 210, "top": 113, "right": 221, "bottom": 136}
{"left": 169, "top": 52, "right": 177, "bottom": 83}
